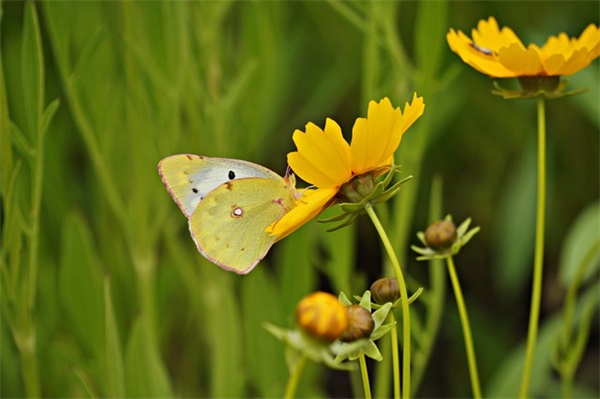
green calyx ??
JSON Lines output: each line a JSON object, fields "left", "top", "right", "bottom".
{"left": 319, "top": 165, "right": 412, "bottom": 232}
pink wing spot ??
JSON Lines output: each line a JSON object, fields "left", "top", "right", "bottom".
{"left": 231, "top": 206, "right": 244, "bottom": 218}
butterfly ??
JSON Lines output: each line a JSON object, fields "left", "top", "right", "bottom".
{"left": 158, "top": 154, "right": 297, "bottom": 274}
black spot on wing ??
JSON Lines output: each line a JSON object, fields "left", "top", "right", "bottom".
{"left": 192, "top": 188, "right": 198, "bottom": 194}
{"left": 228, "top": 170, "right": 236, "bottom": 180}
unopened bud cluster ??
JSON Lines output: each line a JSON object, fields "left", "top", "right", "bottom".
{"left": 296, "top": 291, "right": 379, "bottom": 343}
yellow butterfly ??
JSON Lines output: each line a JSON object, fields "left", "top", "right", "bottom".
{"left": 158, "top": 154, "right": 297, "bottom": 274}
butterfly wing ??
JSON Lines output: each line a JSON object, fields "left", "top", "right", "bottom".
{"left": 158, "top": 154, "right": 281, "bottom": 218}
{"left": 189, "top": 177, "right": 296, "bottom": 274}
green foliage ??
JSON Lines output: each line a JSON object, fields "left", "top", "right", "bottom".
{"left": 1, "top": 1, "right": 598, "bottom": 398}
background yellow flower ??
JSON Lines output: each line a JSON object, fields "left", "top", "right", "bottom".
{"left": 447, "top": 17, "right": 600, "bottom": 77}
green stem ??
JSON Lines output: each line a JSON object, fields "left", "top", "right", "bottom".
{"left": 519, "top": 97, "right": 547, "bottom": 398}
{"left": 446, "top": 256, "right": 481, "bottom": 399}
{"left": 365, "top": 203, "right": 411, "bottom": 399}
{"left": 359, "top": 353, "right": 373, "bottom": 399}
{"left": 390, "top": 312, "right": 401, "bottom": 399}
{"left": 412, "top": 177, "right": 446, "bottom": 393}
{"left": 284, "top": 355, "right": 307, "bottom": 399}
{"left": 558, "top": 242, "right": 599, "bottom": 398}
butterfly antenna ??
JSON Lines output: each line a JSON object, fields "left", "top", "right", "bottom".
{"left": 285, "top": 164, "right": 294, "bottom": 178}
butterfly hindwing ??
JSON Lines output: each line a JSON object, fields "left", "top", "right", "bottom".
{"left": 189, "top": 177, "right": 296, "bottom": 274}
{"left": 158, "top": 153, "right": 298, "bottom": 273}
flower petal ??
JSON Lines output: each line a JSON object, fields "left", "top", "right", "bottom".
{"left": 497, "top": 43, "right": 544, "bottom": 75}
{"left": 350, "top": 95, "right": 424, "bottom": 175}
{"left": 542, "top": 32, "right": 576, "bottom": 59}
{"left": 447, "top": 28, "right": 517, "bottom": 77}
{"left": 288, "top": 119, "right": 352, "bottom": 188}
{"left": 267, "top": 187, "right": 338, "bottom": 239}
{"left": 472, "top": 16, "right": 524, "bottom": 52}
{"left": 544, "top": 49, "right": 590, "bottom": 76}
{"left": 541, "top": 23, "right": 600, "bottom": 75}
{"left": 577, "top": 24, "right": 600, "bottom": 59}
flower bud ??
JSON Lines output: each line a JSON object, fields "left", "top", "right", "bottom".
{"left": 296, "top": 291, "right": 349, "bottom": 342}
{"left": 370, "top": 277, "right": 400, "bottom": 304}
{"left": 337, "top": 172, "right": 378, "bottom": 203}
{"left": 424, "top": 219, "right": 457, "bottom": 249}
{"left": 339, "top": 304, "right": 374, "bottom": 342}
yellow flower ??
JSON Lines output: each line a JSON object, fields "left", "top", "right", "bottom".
{"left": 269, "top": 94, "right": 425, "bottom": 238}
{"left": 447, "top": 17, "right": 600, "bottom": 78}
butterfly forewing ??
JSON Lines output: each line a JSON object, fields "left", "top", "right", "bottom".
{"left": 158, "top": 154, "right": 281, "bottom": 218}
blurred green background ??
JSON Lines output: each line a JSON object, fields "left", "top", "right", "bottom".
{"left": 1, "top": 1, "right": 598, "bottom": 397}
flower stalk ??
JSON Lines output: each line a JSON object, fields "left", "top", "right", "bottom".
{"left": 364, "top": 203, "right": 410, "bottom": 399}
{"left": 519, "top": 97, "right": 547, "bottom": 398}
{"left": 446, "top": 256, "right": 481, "bottom": 399}
{"left": 389, "top": 311, "right": 401, "bottom": 399}
{"left": 284, "top": 355, "right": 307, "bottom": 399}
{"left": 359, "top": 353, "right": 373, "bottom": 399}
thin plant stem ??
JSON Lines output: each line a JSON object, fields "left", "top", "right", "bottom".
{"left": 284, "top": 355, "right": 307, "bottom": 399}
{"left": 389, "top": 312, "right": 401, "bottom": 399}
{"left": 519, "top": 97, "right": 547, "bottom": 398}
{"left": 446, "top": 256, "right": 481, "bottom": 399}
{"left": 558, "top": 242, "right": 600, "bottom": 398}
{"left": 359, "top": 353, "right": 373, "bottom": 399}
{"left": 364, "top": 203, "right": 411, "bottom": 399}
{"left": 412, "top": 177, "right": 445, "bottom": 393}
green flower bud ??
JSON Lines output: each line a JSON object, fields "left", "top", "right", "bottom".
{"left": 370, "top": 277, "right": 400, "bottom": 304}
{"left": 337, "top": 172, "right": 378, "bottom": 203}
{"left": 339, "top": 304, "right": 374, "bottom": 342}
{"left": 296, "top": 291, "right": 349, "bottom": 342}
{"left": 424, "top": 219, "right": 457, "bottom": 249}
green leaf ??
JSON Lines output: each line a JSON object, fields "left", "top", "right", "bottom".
{"left": 323, "top": 220, "right": 355, "bottom": 294}
{"left": 493, "top": 142, "right": 537, "bottom": 293}
{"left": 58, "top": 212, "right": 105, "bottom": 356}
{"left": 558, "top": 201, "right": 600, "bottom": 286}
{"left": 202, "top": 271, "right": 245, "bottom": 398}
{"left": 124, "top": 314, "right": 172, "bottom": 398}
{"left": 241, "top": 269, "right": 287, "bottom": 397}
{"left": 0, "top": 39, "right": 14, "bottom": 193}
{"left": 278, "top": 222, "right": 318, "bottom": 314}
{"left": 415, "top": 0, "right": 448, "bottom": 79}
{"left": 103, "top": 277, "right": 124, "bottom": 398}
{"left": 9, "top": 121, "right": 33, "bottom": 159}
{"left": 40, "top": 98, "right": 60, "bottom": 138}
{"left": 21, "top": 2, "right": 44, "bottom": 138}
{"left": 486, "top": 313, "right": 561, "bottom": 397}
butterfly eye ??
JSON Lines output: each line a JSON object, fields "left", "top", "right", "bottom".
{"left": 231, "top": 207, "right": 244, "bottom": 218}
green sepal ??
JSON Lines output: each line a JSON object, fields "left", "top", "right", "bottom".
{"left": 492, "top": 79, "right": 588, "bottom": 100}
